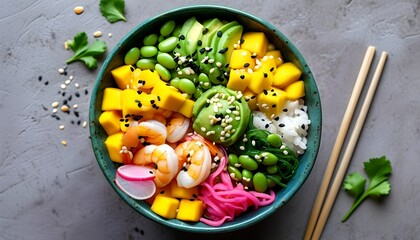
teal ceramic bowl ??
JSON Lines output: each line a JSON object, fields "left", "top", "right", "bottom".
{"left": 89, "top": 5, "right": 321, "bottom": 233}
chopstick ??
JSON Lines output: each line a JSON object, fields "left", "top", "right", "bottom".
{"left": 310, "top": 50, "right": 388, "bottom": 239}
{"left": 303, "top": 46, "right": 376, "bottom": 240}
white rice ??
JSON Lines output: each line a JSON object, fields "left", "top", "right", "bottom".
{"left": 252, "top": 99, "right": 311, "bottom": 155}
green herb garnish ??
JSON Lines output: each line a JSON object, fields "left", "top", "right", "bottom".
{"left": 342, "top": 156, "right": 392, "bottom": 221}
{"left": 99, "top": 0, "right": 126, "bottom": 23}
{"left": 66, "top": 32, "right": 107, "bottom": 69}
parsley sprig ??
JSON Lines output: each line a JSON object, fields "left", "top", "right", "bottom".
{"left": 100, "top": 0, "right": 126, "bottom": 23}
{"left": 66, "top": 32, "right": 107, "bottom": 69}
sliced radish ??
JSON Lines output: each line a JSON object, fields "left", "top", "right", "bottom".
{"left": 117, "top": 165, "right": 155, "bottom": 181}
{"left": 115, "top": 173, "right": 156, "bottom": 200}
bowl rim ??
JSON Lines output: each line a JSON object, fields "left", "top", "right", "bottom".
{"left": 89, "top": 4, "right": 322, "bottom": 233}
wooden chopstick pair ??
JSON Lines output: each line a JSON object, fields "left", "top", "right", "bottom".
{"left": 304, "top": 46, "right": 388, "bottom": 240}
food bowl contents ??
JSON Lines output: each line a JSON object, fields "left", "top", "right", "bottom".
{"left": 97, "top": 16, "right": 310, "bottom": 226}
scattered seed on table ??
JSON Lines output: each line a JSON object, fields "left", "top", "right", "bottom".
{"left": 61, "top": 105, "right": 69, "bottom": 112}
{"left": 65, "top": 79, "right": 71, "bottom": 85}
{"left": 74, "top": 83, "right": 80, "bottom": 88}
{"left": 82, "top": 121, "right": 87, "bottom": 128}
{"left": 60, "top": 84, "right": 66, "bottom": 89}
{"left": 51, "top": 101, "right": 59, "bottom": 108}
{"left": 74, "top": 6, "right": 84, "bottom": 15}
{"left": 61, "top": 140, "right": 68, "bottom": 146}
{"left": 58, "top": 68, "right": 65, "bottom": 74}
{"left": 108, "top": 33, "right": 112, "bottom": 37}
{"left": 93, "top": 31, "right": 102, "bottom": 38}
{"left": 59, "top": 125, "right": 65, "bottom": 130}
{"left": 52, "top": 109, "right": 58, "bottom": 114}
{"left": 64, "top": 41, "right": 69, "bottom": 50}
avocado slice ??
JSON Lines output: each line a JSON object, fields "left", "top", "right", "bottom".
{"left": 197, "top": 18, "right": 224, "bottom": 74}
{"left": 174, "top": 17, "right": 199, "bottom": 57}
{"left": 207, "top": 21, "right": 239, "bottom": 64}
{"left": 183, "top": 20, "right": 204, "bottom": 56}
{"left": 214, "top": 25, "right": 243, "bottom": 68}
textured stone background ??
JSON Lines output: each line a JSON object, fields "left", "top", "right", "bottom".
{"left": 1, "top": 0, "right": 419, "bottom": 239}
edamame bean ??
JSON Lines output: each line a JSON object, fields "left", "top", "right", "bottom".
{"left": 267, "top": 133, "right": 282, "bottom": 148}
{"left": 228, "top": 166, "right": 242, "bottom": 181}
{"left": 172, "top": 24, "right": 182, "bottom": 37}
{"left": 228, "top": 154, "right": 240, "bottom": 167}
{"left": 262, "top": 152, "right": 278, "bottom": 165}
{"left": 266, "top": 165, "right": 278, "bottom": 174}
{"left": 136, "top": 58, "right": 156, "bottom": 70}
{"left": 158, "top": 36, "right": 178, "bottom": 53}
{"left": 140, "top": 46, "right": 158, "bottom": 58}
{"left": 177, "top": 78, "right": 196, "bottom": 95}
{"left": 198, "top": 73, "right": 212, "bottom": 90}
{"left": 158, "top": 35, "right": 165, "bottom": 43}
{"left": 124, "top": 47, "right": 140, "bottom": 65}
{"left": 155, "top": 63, "right": 171, "bottom": 81}
{"left": 239, "top": 155, "right": 258, "bottom": 171}
{"left": 241, "top": 169, "right": 253, "bottom": 182}
{"left": 160, "top": 20, "right": 176, "bottom": 37}
{"left": 157, "top": 52, "right": 177, "bottom": 69}
{"left": 170, "top": 78, "right": 180, "bottom": 88}
{"left": 193, "top": 87, "right": 203, "bottom": 99}
{"left": 143, "top": 33, "right": 158, "bottom": 46}
{"left": 253, "top": 172, "right": 268, "bottom": 193}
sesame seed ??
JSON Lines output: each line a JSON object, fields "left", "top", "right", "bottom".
{"left": 239, "top": 146, "right": 245, "bottom": 150}
{"left": 108, "top": 33, "right": 113, "bottom": 37}
{"left": 61, "top": 105, "right": 69, "bottom": 112}
{"left": 60, "top": 84, "right": 66, "bottom": 89}
{"left": 251, "top": 140, "right": 256, "bottom": 146}
{"left": 82, "top": 121, "right": 87, "bottom": 128}
{"left": 52, "top": 109, "right": 58, "bottom": 114}
{"left": 93, "top": 31, "right": 102, "bottom": 38}
{"left": 59, "top": 125, "right": 65, "bottom": 130}
{"left": 64, "top": 41, "right": 69, "bottom": 50}
{"left": 72, "top": 104, "right": 78, "bottom": 108}
{"left": 58, "top": 68, "right": 65, "bottom": 74}
{"left": 51, "top": 101, "right": 59, "bottom": 108}
{"left": 283, "top": 150, "right": 289, "bottom": 155}
{"left": 61, "top": 140, "right": 68, "bottom": 146}
{"left": 74, "top": 6, "right": 84, "bottom": 15}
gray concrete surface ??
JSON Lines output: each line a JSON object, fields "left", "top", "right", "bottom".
{"left": 1, "top": 0, "right": 419, "bottom": 239}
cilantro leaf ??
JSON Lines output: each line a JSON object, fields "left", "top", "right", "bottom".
{"left": 341, "top": 156, "right": 392, "bottom": 222}
{"left": 66, "top": 32, "right": 107, "bottom": 69}
{"left": 100, "top": 0, "right": 126, "bottom": 23}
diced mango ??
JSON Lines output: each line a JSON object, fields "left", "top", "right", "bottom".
{"left": 229, "top": 49, "right": 255, "bottom": 69}
{"left": 227, "top": 69, "right": 251, "bottom": 92}
{"left": 285, "top": 80, "right": 305, "bottom": 100}
{"left": 257, "top": 87, "right": 288, "bottom": 118}
{"left": 265, "top": 50, "right": 283, "bottom": 66}
{"left": 121, "top": 89, "right": 158, "bottom": 118}
{"left": 111, "top": 65, "right": 134, "bottom": 89}
{"left": 243, "top": 88, "right": 258, "bottom": 111}
{"left": 241, "top": 32, "right": 269, "bottom": 58}
{"left": 169, "top": 180, "right": 199, "bottom": 199}
{"left": 145, "top": 185, "right": 171, "bottom": 205}
{"left": 176, "top": 199, "right": 204, "bottom": 222}
{"left": 119, "top": 116, "right": 138, "bottom": 132}
{"left": 132, "top": 69, "right": 160, "bottom": 90}
{"left": 99, "top": 110, "right": 122, "bottom": 135}
{"left": 248, "top": 70, "right": 273, "bottom": 94}
{"left": 104, "top": 132, "right": 124, "bottom": 163}
{"left": 178, "top": 98, "right": 195, "bottom": 118}
{"left": 150, "top": 195, "right": 180, "bottom": 219}
{"left": 101, "top": 88, "right": 123, "bottom": 111}
{"left": 272, "top": 62, "right": 302, "bottom": 89}
{"left": 257, "top": 56, "right": 277, "bottom": 74}
{"left": 151, "top": 80, "right": 186, "bottom": 112}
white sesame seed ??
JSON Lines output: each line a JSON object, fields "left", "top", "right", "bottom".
{"left": 239, "top": 146, "right": 245, "bottom": 150}
{"left": 216, "top": 62, "right": 222, "bottom": 68}
{"left": 72, "top": 104, "right": 78, "bottom": 109}
{"left": 51, "top": 101, "right": 59, "bottom": 108}
{"left": 108, "top": 33, "right": 113, "bottom": 37}
{"left": 52, "top": 109, "right": 58, "bottom": 113}
{"left": 74, "top": 83, "right": 80, "bottom": 88}
{"left": 60, "top": 84, "right": 66, "bottom": 89}
{"left": 61, "top": 140, "right": 68, "bottom": 146}
{"left": 251, "top": 140, "right": 256, "bottom": 146}
{"left": 283, "top": 150, "right": 289, "bottom": 155}
{"left": 201, "top": 127, "right": 206, "bottom": 132}
{"left": 82, "top": 121, "right": 87, "bottom": 128}
{"left": 59, "top": 125, "right": 65, "bottom": 130}
{"left": 65, "top": 79, "right": 71, "bottom": 85}
{"left": 64, "top": 41, "right": 69, "bottom": 50}
{"left": 93, "top": 31, "right": 102, "bottom": 38}
{"left": 58, "top": 68, "right": 65, "bottom": 74}
{"left": 74, "top": 6, "right": 84, "bottom": 15}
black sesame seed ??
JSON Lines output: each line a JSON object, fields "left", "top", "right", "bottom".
{"left": 63, "top": 99, "right": 68, "bottom": 105}
{"left": 240, "top": 39, "right": 245, "bottom": 44}
{"left": 283, "top": 109, "right": 288, "bottom": 112}
{"left": 75, "top": 92, "right": 80, "bottom": 97}
{"left": 202, "top": 28, "right": 209, "bottom": 34}
{"left": 149, "top": 171, "right": 153, "bottom": 174}
{"left": 70, "top": 120, "right": 75, "bottom": 125}
{"left": 264, "top": 73, "right": 268, "bottom": 78}
{"left": 270, "top": 67, "right": 275, "bottom": 72}
{"left": 273, "top": 93, "right": 277, "bottom": 96}
{"left": 240, "top": 75, "right": 245, "bottom": 79}
{"left": 225, "top": 63, "right": 230, "bottom": 68}
{"left": 125, "top": 118, "right": 129, "bottom": 122}
{"left": 125, "top": 114, "right": 131, "bottom": 118}
{"left": 130, "top": 66, "right": 135, "bottom": 72}
{"left": 274, "top": 116, "right": 280, "bottom": 121}
{"left": 77, "top": 120, "right": 81, "bottom": 125}
{"left": 62, "top": 92, "right": 66, "bottom": 97}
{"left": 197, "top": 40, "right": 202, "bottom": 46}
{"left": 157, "top": 96, "right": 161, "bottom": 101}
{"left": 119, "top": 118, "right": 124, "bottom": 122}
{"left": 217, "top": 31, "right": 222, "bottom": 37}
{"left": 301, "top": 124, "right": 306, "bottom": 129}
{"left": 250, "top": 95, "right": 256, "bottom": 99}
{"left": 85, "top": 89, "right": 88, "bottom": 95}
{"left": 74, "top": 111, "right": 79, "bottom": 118}
{"left": 192, "top": 194, "right": 198, "bottom": 198}
{"left": 160, "top": 191, "right": 165, "bottom": 194}
{"left": 265, "top": 124, "right": 270, "bottom": 129}
{"left": 68, "top": 95, "right": 72, "bottom": 101}
{"left": 44, "top": 81, "right": 49, "bottom": 85}
{"left": 263, "top": 90, "right": 268, "bottom": 95}
{"left": 199, "top": 48, "right": 206, "bottom": 54}
{"left": 176, "top": 44, "right": 181, "bottom": 49}
{"left": 179, "top": 35, "right": 185, "bottom": 40}
{"left": 150, "top": 100, "right": 155, "bottom": 104}
{"left": 279, "top": 123, "right": 285, "bottom": 127}
{"left": 38, "top": 76, "right": 42, "bottom": 81}
{"left": 218, "top": 47, "right": 228, "bottom": 54}
{"left": 244, "top": 63, "right": 250, "bottom": 68}
{"left": 272, "top": 104, "right": 276, "bottom": 108}
{"left": 137, "top": 90, "right": 142, "bottom": 94}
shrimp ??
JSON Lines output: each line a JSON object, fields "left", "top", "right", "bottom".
{"left": 122, "top": 120, "right": 167, "bottom": 150}
{"left": 175, "top": 140, "right": 212, "bottom": 188}
{"left": 132, "top": 144, "right": 179, "bottom": 187}
{"left": 166, "top": 112, "right": 190, "bottom": 143}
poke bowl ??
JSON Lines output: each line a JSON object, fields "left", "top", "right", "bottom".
{"left": 89, "top": 5, "right": 321, "bottom": 233}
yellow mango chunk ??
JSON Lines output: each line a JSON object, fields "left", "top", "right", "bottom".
{"left": 272, "top": 62, "right": 302, "bottom": 89}
{"left": 241, "top": 32, "right": 268, "bottom": 58}
{"left": 121, "top": 89, "right": 159, "bottom": 118}
{"left": 151, "top": 80, "right": 186, "bottom": 112}
{"left": 178, "top": 98, "right": 195, "bottom": 118}
{"left": 150, "top": 195, "right": 180, "bottom": 219}
{"left": 99, "top": 110, "right": 122, "bottom": 135}
{"left": 111, "top": 65, "right": 134, "bottom": 89}
{"left": 229, "top": 49, "right": 255, "bottom": 69}
{"left": 176, "top": 199, "right": 204, "bottom": 222}
{"left": 285, "top": 80, "right": 305, "bottom": 100}
{"left": 243, "top": 88, "right": 258, "bottom": 111}
{"left": 265, "top": 50, "right": 283, "bottom": 66}
{"left": 169, "top": 180, "right": 199, "bottom": 199}
{"left": 248, "top": 70, "right": 273, "bottom": 94}
{"left": 104, "top": 132, "right": 124, "bottom": 163}
{"left": 257, "top": 87, "right": 288, "bottom": 118}
{"left": 145, "top": 185, "right": 171, "bottom": 205}
{"left": 257, "top": 56, "right": 277, "bottom": 74}
{"left": 119, "top": 116, "right": 138, "bottom": 132}
{"left": 101, "top": 88, "right": 123, "bottom": 111}
{"left": 227, "top": 69, "right": 251, "bottom": 92}
{"left": 132, "top": 69, "right": 160, "bottom": 90}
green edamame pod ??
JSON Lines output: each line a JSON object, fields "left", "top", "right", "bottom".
{"left": 170, "top": 77, "right": 180, "bottom": 88}
{"left": 227, "top": 166, "right": 242, "bottom": 181}
{"left": 158, "top": 35, "right": 165, "bottom": 43}
{"left": 157, "top": 52, "right": 177, "bottom": 69}
{"left": 140, "top": 46, "right": 158, "bottom": 58}
{"left": 266, "top": 165, "right": 278, "bottom": 174}
{"left": 198, "top": 73, "right": 212, "bottom": 90}
{"left": 177, "top": 78, "right": 196, "bottom": 95}
{"left": 228, "top": 154, "right": 240, "bottom": 167}
{"left": 124, "top": 47, "right": 140, "bottom": 65}
{"left": 267, "top": 133, "right": 282, "bottom": 148}
{"left": 160, "top": 20, "right": 176, "bottom": 36}
{"left": 253, "top": 172, "right": 268, "bottom": 193}
{"left": 143, "top": 33, "right": 158, "bottom": 46}
{"left": 136, "top": 58, "right": 156, "bottom": 70}
{"left": 158, "top": 36, "right": 178, "bottom": 53}
{"left": 239, "top": 155, "right": 258, "bottom": 171}
{"left": 262, "top": 152, "right": 278, "bottom": 165}
{"left": 155, "top": 63, "right": 171, "bottom": 81}
{"left": 241, "top": 169, "right": 253, "bottom": 181}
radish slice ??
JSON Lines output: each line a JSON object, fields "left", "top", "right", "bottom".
{"left": 117, "top": 165, "right": 155, "bottom": 181}
{"left": 115, "top": 173, "right": 156, "bottom": 200}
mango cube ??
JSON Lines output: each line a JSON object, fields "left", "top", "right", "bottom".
{"left": 241, "top": 32, "right": 269, "bottom": 58}
{"left": 285, "top": 80, "right": 305, "bottom": 100}
{"left": 121, "top": 89, "right": 158, "bottom": 118}
{"left": 265, "top": 50, "right": 283, "bottom": 66}
{"left": 248, "top": 70, "right": 273, "bottom": 94}
{"left": 176, "top": 199, "right": 204, "bottom": 222}
{"left": 229, "top": 49, "right": 255, "bottom": 69}
{"left": 99, "top": 110, "right": 122, "bottom": 135}
{"left": 150, "top": 195, "right": 180, "bottom": 219}
{"left": 257, "top": 56, "right": 277, "bottom": 74}
{"left": 257, "top": 87, "right": 288, "bottom": 118}
{"left": 132, "top": 69, "right": 160, "bottom": 90}
{"left": 169, "top": 180, "right": 199, "bottom": 199}
{"left": 104, "top": 132, "right": 124, "bottom": 163}
{"left": 243, "top": 88, "right": 258, "bottom": 111}
{"left": 178, "top": 98, "right": 195, "bottom": 118}
{"left": 227, "top": 69, "right": 251, "bottom": 92}
{"left": 272, "top": 62, "right": 302, "bottom": 89}
{"left": 111, "top": 65, "right": 134, "bottom": 89}
{"left": 101, "top": 88, "right": 123, "bottom": 111}
{"left": 151, "top": 80, "right": 186, "bottom": 112}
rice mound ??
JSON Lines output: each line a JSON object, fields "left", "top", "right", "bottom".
{"left": 252, "top": 99, "right": 311, "bottom": 155}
